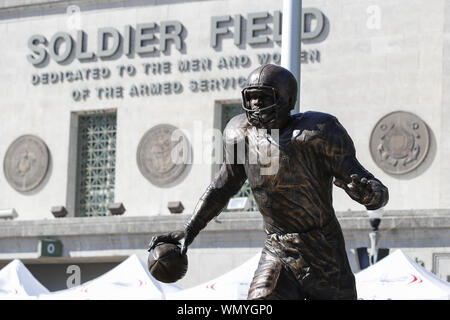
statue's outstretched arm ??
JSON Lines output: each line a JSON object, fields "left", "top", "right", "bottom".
{"left": 322, "top": 116, "right": 389, "bottom": 210}
{"left": 148, "top": 162, "right": 247, "bottom": 254}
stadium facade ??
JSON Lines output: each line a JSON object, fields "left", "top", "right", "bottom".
{"left": 1, "top": 0, "right": 450, "bottom": 290}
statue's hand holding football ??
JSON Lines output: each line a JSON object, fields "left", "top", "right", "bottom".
{"left": 148, "top": 231, "right": 188, "bottom": 254}
{"left": 148, "top": 228, "right": 197, "bottom": 255}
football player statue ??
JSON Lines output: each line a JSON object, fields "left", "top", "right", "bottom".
{"left": 148, "top": 64, "right": 389, "bottom": 299}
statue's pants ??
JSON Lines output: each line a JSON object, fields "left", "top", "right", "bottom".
{"left": 247, "top": 217, "right": 357, "bottom": 300}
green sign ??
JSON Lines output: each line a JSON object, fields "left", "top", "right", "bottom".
{"left": 38, "top": 239, "right": 63, "bottom": 257}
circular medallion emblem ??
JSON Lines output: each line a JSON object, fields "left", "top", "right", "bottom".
{"left": 369, "top": 111, "right": 430, "bottom": 175}
{"left": 137, "top": 124, "right": 190, "bottom": 187}
{"left": 3, "top": 135, "right": 50, "bottom": 192}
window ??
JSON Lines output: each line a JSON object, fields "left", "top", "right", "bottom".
{"left": 221, "top": 103, "right": 257, "bottom": 212}
{"left": 75, "top": 112, "right": 117, "bottom": 217}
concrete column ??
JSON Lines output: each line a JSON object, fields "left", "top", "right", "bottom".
{"left": 281, "top": 0, "right": 302, "bottom": 114}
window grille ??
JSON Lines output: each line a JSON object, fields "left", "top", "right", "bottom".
{"left": 76, "top": 112, "right": 117, "bottom": 217}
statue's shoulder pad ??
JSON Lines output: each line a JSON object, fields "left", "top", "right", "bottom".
{"left": 291, "top": 111, "right": 338, "bottom": 142}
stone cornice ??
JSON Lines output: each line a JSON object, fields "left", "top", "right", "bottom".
{"left": 1, "top": 209, "right": 449, "bottom": 238}
{"left": 0, "top": 0, "right": 203, "bottom": 17}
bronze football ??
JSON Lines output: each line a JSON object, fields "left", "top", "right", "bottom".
{"left": 147, "top": 242, "right": 188, "bottom": 283}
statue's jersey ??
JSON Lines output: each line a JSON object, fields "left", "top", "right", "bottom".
{"left": 222, "top": 111, "right": 374, "bottom": 235}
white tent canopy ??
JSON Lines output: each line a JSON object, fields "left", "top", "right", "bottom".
{"left": 355, "top": 249, "right": 450, "bottom": 300}
{"left": 4, "top": 249, "right": 450, "bottom": 300}
{"left": 0, "top": 259, "right": 49, "bottom": 299}
{"left": 167, "top": 252, "right": 261, "bottom": 300}
{"left": 38, "top": 254, "right": 183, "bottom": 300}
{"left": 168, "top": 249, "right": 450, "bottom": 300}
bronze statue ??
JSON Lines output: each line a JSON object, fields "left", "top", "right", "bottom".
{"left": 148, "top": 64, "right": 389, "bottom": 299}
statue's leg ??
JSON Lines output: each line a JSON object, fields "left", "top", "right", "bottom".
{"left": 301, "top": 272, "right": 357, "bottom": 300}
{"left": 300, "top": 239, "right": 357, "bottom": 300}
{"left": 247, "top": 249, "right": 304, "bottom": 300}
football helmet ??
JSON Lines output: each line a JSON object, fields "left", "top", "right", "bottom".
{"left": 241, "top": 64, "right": 298, "bottom": 128}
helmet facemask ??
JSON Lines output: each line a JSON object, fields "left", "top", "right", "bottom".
{"left": 241, "top": 85, "right": 291, "bottom": 129}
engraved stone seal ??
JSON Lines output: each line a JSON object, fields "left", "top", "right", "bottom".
{"left": 3, "top": 135, "right": 50, "bottom": 192}
{"left": 137, "top": 124, "right": 190, "bottom": 187}
{"left": 369, "top": 111, "right": 430, "bottom": 175}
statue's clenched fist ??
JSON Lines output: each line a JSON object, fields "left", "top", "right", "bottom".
{"left": 334, "top": 174, "right": 388, "bottom": 210}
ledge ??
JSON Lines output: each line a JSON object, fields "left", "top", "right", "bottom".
{"left": 0, "top": 0, "right": 131, "bottom": 10}
{"left": 0, "top": 209, "right": 449, "bottom": 239}
{"left": 0, "top": 0, "right": 199, "bottom": 17}
{"left": 1, "top": 209, "right": 450, "bottom": 263}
